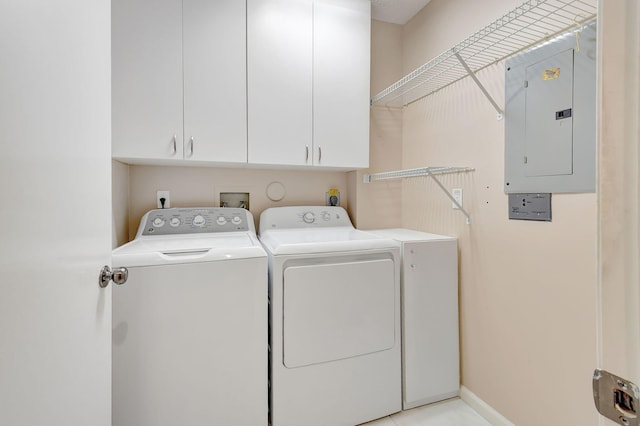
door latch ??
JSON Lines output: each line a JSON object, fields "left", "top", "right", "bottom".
{"left": 593, "top": 369, "right": 640, "bottom": 426}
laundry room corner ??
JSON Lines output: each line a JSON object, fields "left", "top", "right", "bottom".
{"left": 360, "top": 0, "right": 600, "bottom": 425}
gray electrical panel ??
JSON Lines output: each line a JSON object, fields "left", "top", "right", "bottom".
{"left": 504, "top": 21, "right": 597, "bottom": 193}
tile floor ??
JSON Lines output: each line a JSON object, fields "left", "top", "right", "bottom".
{"left": 361, "top": 398, "right": 492, "bottom": 426}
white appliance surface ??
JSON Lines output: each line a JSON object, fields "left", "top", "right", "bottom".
{"left": 112, "top": 207, "right": 268, "bottom": 426}
{"left": 260, "top": 206, "right": 402, "bottom": 426}
{"left": 369, "top": 228, "right": 460, "bottom": 410}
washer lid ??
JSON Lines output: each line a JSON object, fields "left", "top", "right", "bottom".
{"left": 259, "top": 227, "right": 399, "bottom": 255}
{"left": 112, "top": 233, "right": 266, "bottom": 267}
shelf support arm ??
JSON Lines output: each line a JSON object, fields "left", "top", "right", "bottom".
{"left": 425, "top": 170, "right": 472, "bottom": 225}
{"left": 454, "top": 51, "right": 504, "bottom": 120}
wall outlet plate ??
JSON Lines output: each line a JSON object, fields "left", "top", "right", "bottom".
{"left": 326, "top": 188, "right": 340, "bottom": 206}
{"left": 452, "top": 188, "right": 463, "bottom": 209}
{"left": 157, "top": 190, "right": 170, "bottom": 209}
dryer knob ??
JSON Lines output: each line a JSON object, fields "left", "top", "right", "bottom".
{"left": 152, "top": 217, "right": 165, "bottom": 227}
{"left": 231, "top": 216, "right": 242, "bottom": 225}
{"left": 193, "top": 214, "right": 206, "bottom": 227}
{"left": 302, "top": 212, "right": 315, "bottom": 224}
{"left": 216, "top": 216, "right": 227, "bottom": 225}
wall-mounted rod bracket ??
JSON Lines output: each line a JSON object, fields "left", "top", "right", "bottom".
{"left": 425, "top": 170, "right": 472, "bottom": 224}
{"left": 453, "top": 51, "right": 504, "bottom": 120}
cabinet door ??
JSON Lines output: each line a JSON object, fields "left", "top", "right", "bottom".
{"left": 247, "top": 0, "right": 313, "bottom": 166}
{"left": 112, "top": 0, "right": 183, "bottom": 161}
{"left": 183, "top": 0, "right": 247, "bottom": 164}
{"left": 313, "top": 0, "right": 370, "bottom": 168}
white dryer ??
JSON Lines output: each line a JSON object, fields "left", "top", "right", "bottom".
{"left": 259, "top": 206, "right": 401, "bottom": 426}
{"left": 111, "top": 207, "right": 267, "bottom": 426}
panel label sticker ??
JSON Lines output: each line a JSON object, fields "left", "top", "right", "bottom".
{"left": 542, "top": 67, "right": 560, "bottom": 80}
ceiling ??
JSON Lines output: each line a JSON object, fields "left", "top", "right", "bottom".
{"left": 371, "top": 0, "right": 432, "bottom": 25}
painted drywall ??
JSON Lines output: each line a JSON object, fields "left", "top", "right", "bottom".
{"left": 123, "top": 165, "right": 348, "bottom": 241}
{"left": 112, "top": 160, "right": 130, "bottom": 248}
{"left": 350, "top": 19, "right": 404, "bottom": 230}
{"left": 365, "top": 1, "right": 599, "bottom": 425}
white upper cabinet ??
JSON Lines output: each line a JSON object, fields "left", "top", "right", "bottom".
{"left": 313, "top": 0, "right": 370, "bottom": 169}
{"left": 183, "top": 0, "right": 247, "bottom": 163}
{"left": 112, "top": 0, "right": 247, "bottom": 164}
{"left": 247, "top": 0, "right": 313, "bottom": 166}
{"left": 113, "top": 0, "right": 370, "bottom": 169}
{"left": 247, "top": 0, "right": 370, "bottom": 169}
{"left": 112, "top": 0, "right": 184, "bottom": 161}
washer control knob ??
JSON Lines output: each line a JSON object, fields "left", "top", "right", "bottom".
{"left": 192, "top": 214, "right": 206, "bottom": 227}
{"left": 231, "top": 216, "right": 242, "bottom": 225}
{"left": 216, "top": 216, "right": 227, "bottom": 226}
{"left": 169, "top": 217, "right": 181, "bottom": 227}
{"left": 152, "top": 217, "right": 165, "bottom": 227}
{"left": 302, "top": 212, "right": 315, "bottom": 224}
{"left": 321, "top": 212, "right": 331, "bottom": 221}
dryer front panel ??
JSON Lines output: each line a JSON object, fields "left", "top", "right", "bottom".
{"left": 282, "top": 258, "right": 395, "bottom": 368}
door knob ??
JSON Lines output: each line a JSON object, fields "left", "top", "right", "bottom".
{"left": 98, "top": 265, "right": 128, "bottom": 288}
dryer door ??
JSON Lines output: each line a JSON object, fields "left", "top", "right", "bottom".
{"left": 282, "top": 258, "right": 396, "bottom": 368}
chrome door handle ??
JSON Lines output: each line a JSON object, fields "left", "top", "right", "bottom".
{"left": 189, "top": 137, "right": 194, "bottom": 157}
{"left": 99, "top": 265, "right": 128, "bottom": 288}
{"left": 318, "top": 146, "right": 322, "bottom": 162}
{"left": 305, "top": 146, "right": 309, "bottom": 163}
{"left": 171, "top": 135, "right": 177, "bottom": 155}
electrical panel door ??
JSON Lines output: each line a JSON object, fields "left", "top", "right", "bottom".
{"left": 524, "top": 49, "right": 574, "bottom": 178}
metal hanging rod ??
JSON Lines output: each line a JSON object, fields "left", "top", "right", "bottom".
{"left": 363, "top": 166, "right": 475, "bottom": 224}
{"left": 370, "top": 0, "right": 597, "bottom": 107}
{"left": 363, "top": 166, "right": 474, "bottom": 183}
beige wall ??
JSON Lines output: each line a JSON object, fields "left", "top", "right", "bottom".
{"left": 366, "top": 1, "right": 598, "bottom": 425}
{"left": 351, "top": 19, "right": 404, "bottom": 230}
{"left": 116, "top": 164, "right": 348, "bottom": 242}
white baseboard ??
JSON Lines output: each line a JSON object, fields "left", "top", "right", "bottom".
{"left": 459, "top": 386, "right": 515, "bottom": 426}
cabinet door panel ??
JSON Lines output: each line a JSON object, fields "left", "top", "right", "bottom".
{"left": 112, "top": 0, "right": 183, "bottom": 160}
{"left": 183, "top": 0, "right": 247, "bottom": 163}
{"left": 313, "top": 0, "right": 370, "bottom": 168}
{"left": 247, "top": 0, "right": 313, "bottom": 166}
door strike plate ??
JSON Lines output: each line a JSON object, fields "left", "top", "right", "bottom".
{"left": 593, "top": 369, "right": 640, "bottom": 425}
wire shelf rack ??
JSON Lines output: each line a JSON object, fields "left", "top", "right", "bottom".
{"left": 364, "top": 167, "right": 475, "bottom": 224}
{"left": 371, "top": 0, "right": 597, "bottom": 107}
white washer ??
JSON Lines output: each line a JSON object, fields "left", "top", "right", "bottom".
{"left": 259, "top": 206, "right": 402, "bottom": 426}
{"left": 112, "top": 207, "right": 267, "bottom": 426}
{"left": 368, "top": 229, "right": 459, "bottom": 410}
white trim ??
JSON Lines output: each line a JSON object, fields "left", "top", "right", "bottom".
{"left": 459, "top": 386, "right": 515, "bottom": 426}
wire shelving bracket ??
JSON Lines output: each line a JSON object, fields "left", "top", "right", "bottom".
{"left": 363, "top": 167, "right": 475, "bottom": 224}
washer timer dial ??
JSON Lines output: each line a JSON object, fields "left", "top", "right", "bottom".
{"left": 192, "top": 214, "right": 206, "bottom": 227}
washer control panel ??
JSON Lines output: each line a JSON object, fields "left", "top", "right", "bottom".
{"left": 140, "top": 208, "right": 250, "bottom": 236}
{"left": 260, "top": 206, "right": 353, "bottom": 230}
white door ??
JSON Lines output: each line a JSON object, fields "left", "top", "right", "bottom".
{"left": 112, "top": 0, "right": 184, "bottom": 162}
{"left": 313, "top": 0, "right": 370, "bottom": 168}
{"left": 183, "top": 0, "right": 248, "bottom": 164}
{"left": 596, "top": 1, "right": 640, "bottom": 425}
{"left": 247, "top": 0, "right": 313, "bottom": 167}
{"left": 0, "top": 2, "right": 112, "bottom": 425}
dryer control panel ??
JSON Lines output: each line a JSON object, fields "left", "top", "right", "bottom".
{"left": 260, "top": 206, "right": 353, "bottom": 230}
{"left": 139, "top": 208, "right": 251, "bottom": 236}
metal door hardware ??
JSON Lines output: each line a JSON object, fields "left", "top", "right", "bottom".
{"left": 99, "top": 265, "right": 128, "bottom": 288}
{"left": 593, "top": 369, "right": 640, "bottom": 426}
